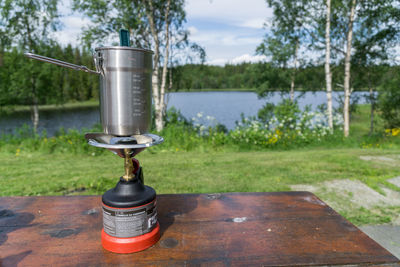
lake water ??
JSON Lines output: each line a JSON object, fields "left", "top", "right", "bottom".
{"left": 0, "top": 91, "right": 370, "bottom": 136}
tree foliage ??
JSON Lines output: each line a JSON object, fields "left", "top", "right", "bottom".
{"left": 378, "top": 66, "right": 400, "bottom": 129}
{"left": 0, "top": 0, "right": 61, "bottom": 132}
{"left": 0, "top": 46, "right": 99, "bottom": 105}
{"left": 256, "top": 0, "right": 312, "bottom": 101}
{"left": 258, "top": 0, "right": 400, "bottom": 136}
{"left": 72, "top": 0, "right": 203, "bottom": 131}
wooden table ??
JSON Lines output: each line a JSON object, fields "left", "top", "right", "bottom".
{"left": 0, "top": 192, "right": 399, "bottom": 266}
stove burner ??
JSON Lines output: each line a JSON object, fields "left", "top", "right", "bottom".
{"left": 85, "top": 133, "right": 163, "bottom": 157}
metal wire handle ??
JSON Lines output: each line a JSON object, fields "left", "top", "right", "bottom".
{"left": 24, "top": 52, "right": 100, "bottom": 75}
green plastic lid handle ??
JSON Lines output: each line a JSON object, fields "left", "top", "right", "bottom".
{"left": 119, "top": 29, "right": 130, "bottom": 47}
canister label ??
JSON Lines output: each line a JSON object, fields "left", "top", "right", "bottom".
{"left": 102, "top": 200, "right": 157, "bottom": 238}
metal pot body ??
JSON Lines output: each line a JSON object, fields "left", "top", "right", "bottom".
{"left": 95, "top": 47, "right": 153, "bottom": 136}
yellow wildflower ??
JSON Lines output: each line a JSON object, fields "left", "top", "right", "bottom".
{"left": 268, "top": 136, "right": 278, "bottom": 144}
{"left": 392, "top": 128, "right": 400, "bottom": 137}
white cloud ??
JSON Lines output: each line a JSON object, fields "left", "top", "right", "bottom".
{"left": 206, "top": 54, "right": 267, "bottom": 66}
{"left": 51, "top": 15, "right": 92, "bottom": 46}
{"left": 237, "top": 18, "right": 266, "bottom": 29}
{"left": 394, "top": 45, "right": 400, "bottom": 63}
{"left": 206, "top": 58, "right": 229, "bottom": 66}
{"left": 190, "top": 31, "right": 262, "bottom": 47}
{"left": 230, "top": 54, "right": 267, "bottom": 64}
{"left": 186, "top": 0, "right": 272, "bottom": 26}
{"left": 52, "top": 0, "right": 271, "bottom": 64}
{"left": 185, "top": 0, "right": 271, "bottom": 66}
{"left": 188, "top": 26, "right": 198, "bottom": 35}
{"left": 62, "top": 15, "right": 91, "bottom": 29}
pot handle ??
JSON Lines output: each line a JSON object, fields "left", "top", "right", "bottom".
{"left": 24, "top": 52, "right": 100, "bottom": 75}
{"left": 93, "top": 51, "right": 105, "bottom": 76}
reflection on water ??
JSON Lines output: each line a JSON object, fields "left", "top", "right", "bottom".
{"left": 167, "top": 91, "right": 369, "bottom": 130}
{"left": 0, "top": 91, "right": 370, "bottom": 136}
{"left": 0, "top": 107, "right": 100, "bottom": 137}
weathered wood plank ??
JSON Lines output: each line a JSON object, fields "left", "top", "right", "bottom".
{"left": 0, "top": 192, "right": 398, "bottom": 266}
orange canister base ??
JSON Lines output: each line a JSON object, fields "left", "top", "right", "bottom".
{"left": 101, "top": 223, "right": 160, "bottom": 253}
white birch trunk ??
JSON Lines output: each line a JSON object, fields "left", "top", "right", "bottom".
{"left": 367, "top": 72, "right": 374, "bottom": 135}
{"left": 143, "top": 0, "right": 161, "bottom": 132}
{"left": 143, "top": 0, "right": 172, "bottom": 132}
{"left": 156, "top": 0, "right": 171, "bottom": 132}
{"left": 290, "top": 39, "right": 299, "bottom": 102}
{"left": 27, "top": 21, "right": 39, "bottom": 134}
{"left": 369, "top": 86, "right": 374, "bottom": 135}
{"left": 343, "top": 0, "right": 357, "bottom": 137}
{"left": 325, "top": 0, "right": 333, "bottom": 130}
{"left": 168, "top": 67, "right": 173, "bottom": 91}
{"left": 31, "top": 95, "right": 39, "bottom": 134}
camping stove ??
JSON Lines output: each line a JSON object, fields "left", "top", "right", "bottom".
{"left": 85, "top": 133, "right": 163, "bottom": 253}
{"left": 25, "top": 30, "right": 164, "bottom": 253}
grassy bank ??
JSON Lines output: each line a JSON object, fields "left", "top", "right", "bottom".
{"left": 1, "top": 148, "right": 399, "bottom": 225}
{"left": 0, "top": 103, "right": 399, "bottom": 225}
{"left": 169, "top": 88, "right": 256, "bottom": 92}
{"left": 1, "top": 148, "right": 398, "bottom": 196}
{"left": 0, "top": 99, "right": 99, "bottom": 114}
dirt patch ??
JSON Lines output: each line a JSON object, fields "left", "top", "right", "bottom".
{"left": 360, "top": 156, "right": 396, "bottom": 162}
{"left": 290, "top": 184, "right": 317, "bottom": 192}
{"left": 389, "top": 177, "right": 400, "bottom": 188}
{"left": 292, "top": 154, "right": 400, "bottom": 225}
{"left": 291, "top": 179, "right": 400, "bottom": 209}
{"left": 359, "top": 155, "right": 400, "bottom": 166}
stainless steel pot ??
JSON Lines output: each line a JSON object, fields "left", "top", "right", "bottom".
{"left": 25, "top": 46, "right": 153, "bottom": 136}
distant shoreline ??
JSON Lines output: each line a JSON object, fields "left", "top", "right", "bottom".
{"left": 169, "top": 88, "right": 256, "bottom": 92}
{"left": 0, "top": 89, "right": 372, "bottom": 115}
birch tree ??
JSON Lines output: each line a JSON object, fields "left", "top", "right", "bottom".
{"left": 334, "top": 0, "right": 400, "bottom": 136}
{"left": 342, "top": 0, "right": 357, "bottom": 137}
{"left": 0, "top": 0, "right": 60, "bottom": 133}
{"left": 309, "top": 0, "right": 359, "bottom": 136}
{"left": 257, "top": 0, "right": 309, "bottom": 102}
{"left": 141, "top": 0, "right": 173, "bottom": 131}
{"left": 73, "top": 0, "right": 190, "bottom": 132}
{"left": 306, "top": 0, "right": 400, "bottom": 136}
{"left": 351, "top": 0, "right": 400, "bottom": 134}
{"left": 324, "top": 0, "right": 333, "bottom": 129}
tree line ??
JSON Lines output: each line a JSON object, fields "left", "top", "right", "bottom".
{"left": 171, "top": 63, "right": 399, "bottom": 92}
{"left": 0, "top": 44, "right": 98, "bottom": 106}
{"left": 0, "top": 0, "right": 399, "bottom": 134}
{"left": 0, "top": 0, "right": 198, "bottom": 133}
{"left": 257, "top": 0, "right": 400, "bottom": 136}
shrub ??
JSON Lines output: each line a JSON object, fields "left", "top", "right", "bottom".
{"left": 378, "top": 71, "right": 400, "bottom": 128}
{"left": 230, "top": 100, "right": 343, "bottom": 149}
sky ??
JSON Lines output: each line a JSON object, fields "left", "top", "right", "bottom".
{"left": 54, "top": 0, "right": 273, "bottom": 66}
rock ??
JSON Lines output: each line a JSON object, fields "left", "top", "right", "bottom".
{"left": 290, "top": 179, "right": 400, "bottom": 209}
{"left": 388, "top": 176, "right": 400, "bottom": 188}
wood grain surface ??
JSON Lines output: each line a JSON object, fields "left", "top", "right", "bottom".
{"left": 0, "top": 192, "right": 398, "bottom": 266}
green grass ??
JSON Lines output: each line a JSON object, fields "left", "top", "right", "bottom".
{"left": 341, "top": 206, "right": 400, "bottom": 225}
{"left": 1, "top": 147, "right": 399, "bottom": 225}
{"left": 170, "top": 88, "right": 256, "bottom": 92}
{"left": 1, "top": 148, "right": 399, "bottom": 195}
{"left": 350, "top": 104, "right": 385, "bottom": 138}
{"left": 0, "top": 103, "right": 399, "bottom": 226}
{"left": 0, "top": 99, "right": 99, "bottom": 114}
